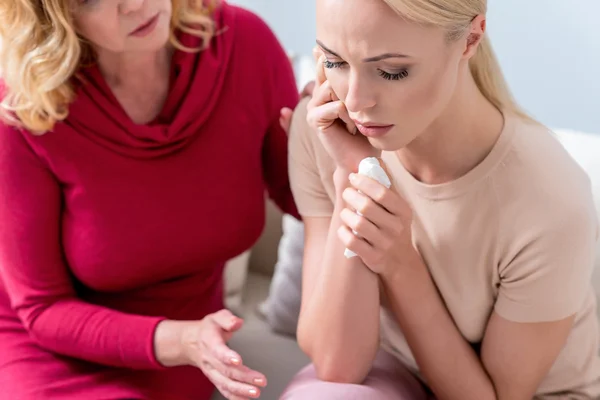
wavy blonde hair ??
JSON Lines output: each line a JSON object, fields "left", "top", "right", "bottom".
{"left": 0, "top": 0, "right": 219, "bottom": 134}
{"left": 383, "top": 0, "right": 531, "bottom": 121}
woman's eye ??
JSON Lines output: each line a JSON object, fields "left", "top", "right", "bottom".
{"left": 378, "top": 69, "right": 409, "bottom": 81}
{"left": 323, "top": 59, "right": 409, "bottom": 81}
{"left": 323, "top": 60, "right": 345, "bottom": 69}
{"left": 77, "top": 0, "right": 97, "bottom": 7}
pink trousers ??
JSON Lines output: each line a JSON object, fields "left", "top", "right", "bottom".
{"left": 280, "top": 350, "right": 434, "bottom": 399}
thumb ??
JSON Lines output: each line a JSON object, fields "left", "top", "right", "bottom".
{"left": 211, "top": 309, "right": 244, "bottom": 333}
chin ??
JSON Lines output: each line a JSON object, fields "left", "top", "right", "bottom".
{"left": 132, "top": 34, "right": 170, "bottom": 53}
{"left": 368, "top": 135, "right": 411, "bottom": 152}
{"left": 154, "top": 32, "right": 172, "bottom": 49}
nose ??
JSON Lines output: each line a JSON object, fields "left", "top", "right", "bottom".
{"left": 343, "top": 72, "right": 377, "bottom": 114}
{"left": 120, "top": 0, "right": 145, "bottom": 15}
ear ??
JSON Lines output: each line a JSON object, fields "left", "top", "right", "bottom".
{"left": 463, "top": 14, "right": 486, "bottom": 60}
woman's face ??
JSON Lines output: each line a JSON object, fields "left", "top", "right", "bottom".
{"left": 72, "top": 0, "right": 172, "bottom": 54}
{"left": 317, "top": 0, "right": 470, "bottom": 150}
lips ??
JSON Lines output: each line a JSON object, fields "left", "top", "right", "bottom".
{"left": 353, "top": 120, "right": 395, "bottom": 138}
{"left": 130, "top": 13, "right": 159, "bottom": 36}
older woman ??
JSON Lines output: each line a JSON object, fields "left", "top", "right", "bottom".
{"left": 0, "top": 1, "right": 298, "bottom": 399}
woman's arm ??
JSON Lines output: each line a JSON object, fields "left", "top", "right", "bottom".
{"left": 382, "top": 257, "right": 573, "bottom": 400}
{"left": 341, "top": 173, "right": 595, "bottom": 400}
{"left": 296, "top": 169, "right": 380, "bottom": 384}
{"left": 0, "top": 127, "right": 165, "bottom": 369}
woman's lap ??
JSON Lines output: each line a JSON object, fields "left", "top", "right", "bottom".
{"left": 281, "top": 350, "right": 433, "bottom": 400}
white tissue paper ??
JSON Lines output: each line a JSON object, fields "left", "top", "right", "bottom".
{"left": 344, "top": 157, "right": 392, "bottom": 258}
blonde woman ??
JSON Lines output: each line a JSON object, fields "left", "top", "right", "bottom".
{"left": 0, "top": 0, "right": 301, "bottom": 399}
{"left": 282, "top": 0, "right": 600, "bottom": 399}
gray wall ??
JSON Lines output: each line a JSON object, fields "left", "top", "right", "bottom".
{"left": 230, "top": 0, "right": 600, "bottom": 133}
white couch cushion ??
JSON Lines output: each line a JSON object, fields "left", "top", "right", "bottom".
{"left": 554, "top": 128, "right": 600, "bottom": 307}
{"left": 260, "top": 214, "right": 304, "bottom": 336}
{"left": 224, "top": 250, "right": 251, "bottom": 315}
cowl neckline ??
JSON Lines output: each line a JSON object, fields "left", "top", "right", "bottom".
{"left": 65, "top": 3, "right": 236, "bottom": 159}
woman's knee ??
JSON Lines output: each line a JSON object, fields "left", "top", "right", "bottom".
{"left": 280, "top": 351, "right": 429, "bottom": 400}
{"left": 280, "top": 365, "right": 378, "bottom": 400}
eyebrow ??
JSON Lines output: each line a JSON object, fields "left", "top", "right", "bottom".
{"left": 316, "top": 40, "right": 411, "bottom": 62}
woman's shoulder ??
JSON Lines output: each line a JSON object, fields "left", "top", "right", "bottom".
{"left": 289, "top": 97, "right": 335, "bottom": 174}
{"left": 494, "top": 115, "right": 596, "bottom": 231}
{"left": 225, "top": 4, "right": 284, "bottom": 54}
{"left": 288, "top": 97, "right": 337, "bottom": 217}
{"left": 0, "top": 118, "right": 50, "bottom": 175}
{"left": 0, "top": 82, "right": 49, "bottom": 163}
{"left": 221, "top": 3, "right": 297, "bottom": 99}
{"left": 506, "top": 117, "right": 591, "bottom": 194}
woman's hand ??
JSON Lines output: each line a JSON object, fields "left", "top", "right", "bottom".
{"left": 155, "top": 310, "right": 266, "bottom": 400}
{"left": 306, "top": 49, "right": 379, "bottom": 172}
{"left": 338, "top": 172, "right": 417, "bottom": 277}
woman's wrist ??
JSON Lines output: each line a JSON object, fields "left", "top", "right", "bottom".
{"left": 333, "top": 167, "right": 352, "bottom": 196}
{"left": 153, "top": 319, "right": 192, "bottom": 367}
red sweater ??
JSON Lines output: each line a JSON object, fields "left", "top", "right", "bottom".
{"left": 0, "top": 4, "right": 298, "bottom": 399}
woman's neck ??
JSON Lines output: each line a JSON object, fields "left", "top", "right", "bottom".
{"left": 96, "top": 46, "right": 173, "bottom": 89}
{"left": 94, "top": 46, "right": 174, "bottom": 124}
{"left": 396, "top": 71, "right": 505, "bottom": 185}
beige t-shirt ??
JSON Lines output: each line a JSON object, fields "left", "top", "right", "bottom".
{"left": 289, "top": 98, "right": 600, "bottom": 399}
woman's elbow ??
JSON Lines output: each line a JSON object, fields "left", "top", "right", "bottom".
{"left": 313, "top": 358, "right": 369, "bottom": 384}
{"left": 297, "top": 326, "right": 370, "bottom": 384}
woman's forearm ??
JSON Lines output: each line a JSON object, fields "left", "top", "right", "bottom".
{"left": 382, "top": 255, "right": 496, "bottom": 400}
{"left": 298, "top": 187, "right": 381, "bottom": 383}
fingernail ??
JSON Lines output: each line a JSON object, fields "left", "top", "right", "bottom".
{"left": 253, "top": 378, "right": 265, "bottom": 385}
{"left": 249, "top": 388, "right": 258, "bottom": 396}
{"left": 230, "top": 357, "right": 241, "bottom": 365}
{"left": 349, "top": 173, "right": 357, "bottom": 182}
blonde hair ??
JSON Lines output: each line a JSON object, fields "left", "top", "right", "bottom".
{"left": 0, "top": 0, "right": 219, "bottom": 134}
{"left": 383, "top": 0, "right": 531, "bottom": 121}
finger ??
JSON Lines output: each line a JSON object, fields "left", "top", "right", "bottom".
{"left": 308, "top": 80, "right": 340, "bottom": 110}
{"left": 204, "top": 365, "right": 261, "bottom": 399}
{"left": 307, "top": 100, "right": 347, "bottom": 132}
{"left": 308, "top": 81, "right": 356, "bottom": 136}
{"left": 342, "top": 187, "right": 390, "bottom": 228}
{"left": 279, "top": 107, "right": 293, "bottom": 133}
{"left": 309, "top": 80, "right": 337, "bottom": 106}
{"left": 222, "top": 392, "right": 250, "bottom": 400}
{"left": 206, "top": 353, "right": 267, "bottom": 388}
{"left": 338, "top": 225, "right": 375, "bottom": 261}
{"left": 348, "top": 174, "right": 402, "bottom": 215}
{"left": 340, "top": 207, "right": 384, "bottom": 245}
{"left": 201, "top": 323, "right": 243, "bottom": 366}
{"left": 220, "top": 392, "right": 249, "bottom": 400}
